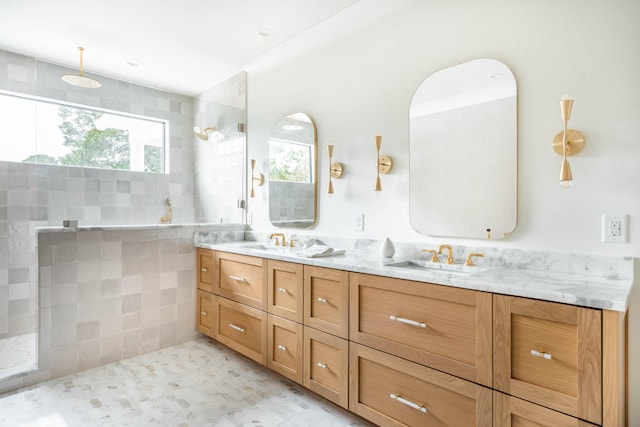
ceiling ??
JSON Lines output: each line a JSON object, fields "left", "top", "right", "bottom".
{"left": 0, "top": 0, "right": 415, "bottom": 96}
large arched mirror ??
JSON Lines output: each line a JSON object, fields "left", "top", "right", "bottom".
{"left": 268, "top": 112, "right": 317, "bottom": 228}
{"left": 409, "top": 58, "right": 517, "bottom": 239}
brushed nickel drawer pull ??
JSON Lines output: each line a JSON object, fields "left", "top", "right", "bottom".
{"left": 200, "top": 311, "right": 207, "bottom": 316}
{"left": 200, "top": 267, "right": 208, "bottom": 272}
{"left": 317, "top": 362, "right": 327, "bottom": 369}
{"left": 277, "top": 345, "right": 287, "bottom": 351}
{"left": 390, "top": 393, "right": 428, "bottom": 414}
{"left": 317, "top": 297, "right": 328, "bottom": 303}
{"left": 278, "top": 287, "right": 289, "bottom": 293}
{"left": 531, "top": 349, "right": 553, "bottom": 360}
{"left": 389, "top": 315, "right": 427, "bottom": 328}
{"left": 229, "top": 323, "right": 245, "bottom": 333}
{"left": 229, "top": 275, "right": 247, "bottom": 283}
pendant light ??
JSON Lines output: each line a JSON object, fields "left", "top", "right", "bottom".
{"left": 61, "top": 47, "right": 102, "bottom": 89}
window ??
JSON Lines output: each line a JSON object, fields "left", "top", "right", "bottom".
{"left": 0, "top": 91, "right": 167, "bottom": 173}
{"left": 268, "top": 138, "right": 312, "bottom": 182}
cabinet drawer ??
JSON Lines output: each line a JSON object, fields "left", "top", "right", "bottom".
{"left": 349, "top": 343, "right": 492, "bottom": 427}
{"left": 215, "top": 296, "right": 267, "bottom": 365}
{"left": 304, "top": 266, "right": 349, "bottom": 338}
{"left": 267, "top": 260, "right": 303, "bottom": 322}
{"left": 215, "top": 252, "right": 267, "bottom": 310}
{"left": 196, "top": 289, "right": 216, "bottom": 338}
{"left": 304, "top": 326, "right": 349, "bottom": 409}
{"left": 494, "top": 295, "right": 602, "bottom": 424}
{"left": 350, "top": 273, "right": 492, "bottom": 386}
{"left": 494, "top": 392, "right": 597, "bottom": 427}
{"left": 197, "top": 248, "right": 215, "bottom": 292}
{"left": 268, "top": 314, "right": 303, "bottom": 384}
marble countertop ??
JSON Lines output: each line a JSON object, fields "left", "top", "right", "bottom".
{"left": 196, "top": 241, "right": 634, "bottom": 312}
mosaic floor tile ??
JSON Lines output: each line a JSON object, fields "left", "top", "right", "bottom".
{"left": 0, "top": 337, "right": 373, "bottom": 426}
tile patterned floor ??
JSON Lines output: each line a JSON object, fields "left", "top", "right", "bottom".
{"left": 0, "top": 333, "right": 36, "bottom": 379}
{"left": 0, "top": 337, "right": 373, "bottom": 427}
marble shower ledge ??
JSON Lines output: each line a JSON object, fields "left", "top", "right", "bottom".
{"left": 36, "top": 223, "right": 248, "bottom": 234}
{"left": 196, "top": 241, "right": 634, "bottom": 312}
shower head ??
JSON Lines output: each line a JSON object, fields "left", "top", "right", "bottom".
{"left": 193, "top": 126, "right": 216, "bottom": 141}
{"left": 61, "top": 47, "right": 102, "bottom": 89}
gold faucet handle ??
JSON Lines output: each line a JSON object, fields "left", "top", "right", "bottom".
{"left": 289, "top": 238, "right": 298, "bottom": 248}
{"left": 465, "top": 253, "right": 485, "bottom": 266}
{"left": 421, "top": 249, "right": 438, "bottom": 262}
{"left": 269, "top": 234, "right": 283, "bottom": 245}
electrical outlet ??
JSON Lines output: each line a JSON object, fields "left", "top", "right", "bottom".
{"left": 602, "top": 214, "right": 628, "bottom": 243}
{"left": 354, "top": 213, "right": 364, "bottom": 232}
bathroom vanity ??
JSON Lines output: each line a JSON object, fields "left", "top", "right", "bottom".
{"left": 194, "top": 240, "right": 631, "bottom": 427}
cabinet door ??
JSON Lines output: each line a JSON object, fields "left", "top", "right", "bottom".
{"left": 303, "top": 326, "right": 349, "bottom": 409}
{"left": 494, "top": 295, "right": 602, "bottom": 425}
{"left": 215, "top": 252, "right": 267, "bottom": 310}
{"left": 350, "top": 343, "right": 492, "bottom": 427}
{"left": 267, "top": 260, "right": 303, "bottom": 322}
{"left": 267, "top": 314, "right": 303, "bottom": 384}
{"left": 304, "top": 266, "right": 349, "bottom": 338}
{"left": 494, "top": 392, "right": 597, "bottom": 427}
{"left": 197, "top": 248, "right": 215, "bottom": 292}
{"left": 196, "top": 289, "right": 216, "bottom": 338}
{"left": 350, "top": 272, "right": 492, "bottom": 386}
{"left": 215, "top": 296, "right": 267, "bottom": 365}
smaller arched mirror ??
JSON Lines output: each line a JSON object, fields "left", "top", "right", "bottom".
{"left": 268, "top": 113, "right": 317, "bottom": 228}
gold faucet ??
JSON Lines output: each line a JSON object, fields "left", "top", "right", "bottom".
{"left": 269, "top": 233, "right": 286, "bottom": 246}
{"left": 437, "top": 244, "right": 454, "bottom": 264}
{"left": 465, "top": 252, "right": 485, "bottom": 266}
{"left": 421, "top": 249, "right": 439, "bottom": 262}
{"left": 160, "top": 198, "right": 172, "bottom": 224}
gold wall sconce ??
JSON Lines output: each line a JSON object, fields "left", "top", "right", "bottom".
{"left": 250, "top": 159, "right": 264, "bottom": 198}
{"left": 193, "top": 126, "right": 217, "bottom": 141}
{"left": 552, "top": 94, "right": 585, "bottom": 189}
{"left": 374, "top": 134, "right": 393, "bottom": 191}
{"left": 327, "top": 144, "right": 344, "bottom": 194}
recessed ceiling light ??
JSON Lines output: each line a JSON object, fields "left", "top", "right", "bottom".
{"left": 126, "top": 59, "right": 144, "bottom": 68}
{"left": 258, "top": 27, "right": 273, "bottom": 37}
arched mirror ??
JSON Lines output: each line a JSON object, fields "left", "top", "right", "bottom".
{"left": 409, "top": 58, "right": 517, "bottom": 239}
{"left": 268, "top": 112, "right": 317, "bottom": 228}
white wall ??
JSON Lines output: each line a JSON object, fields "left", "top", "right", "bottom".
{"left": 246, "top": 0, "right": 640, "bottom": 420}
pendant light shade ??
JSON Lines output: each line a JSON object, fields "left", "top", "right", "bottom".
{"left": 61, "top": 47, "right": 102, "bottom": 89}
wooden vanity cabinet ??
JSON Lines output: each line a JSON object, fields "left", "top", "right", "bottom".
{"left": 197, "top": 248, "right": 215, "bottom": 293}
{"left": 267, "top": 314, "right": 303, "bottom": 384}
{"left": 350, "top": 343, "right": 492, "bottom": 427}
{"left": 215, "top": 296, "right": 267, "bottom": 365}
{"left": 494, "top": 295, "right": 602, "bottom": 425}
{"left": 303, "top": 326, "right": 349, "bottom": 409}
{"left": 196, "top": 249, "right": 627, "bottom": 426}
{"left": 267, "top": 260, "right": 303, "bottom": 323}
{"left": 350, "top": 272, "right": 493, "bottom": 387}
{"left": 215, "top": 251, "right": 267, "bottom": 310}
{"left": 196, "top": 289, "right": 216, "bottom": 338}
{"left": 304, "top": 265, "right": 349, "bottom": 339}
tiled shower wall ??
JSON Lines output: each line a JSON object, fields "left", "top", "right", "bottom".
{"left": 0, "top": 50, "right": 196, "bottom": 345}
{"left": 37, "top": 228, "right": 199, "bottom": 380}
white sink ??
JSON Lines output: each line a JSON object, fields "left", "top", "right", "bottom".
{"left": 239, "top": 243, "right": 287, "bottom": 252}
{"left": 387, "top": 260, "right": 486, "bottom": 276}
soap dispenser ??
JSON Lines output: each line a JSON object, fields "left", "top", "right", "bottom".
{"left": 380, "top": 237, "right": 395, "bottom": 258}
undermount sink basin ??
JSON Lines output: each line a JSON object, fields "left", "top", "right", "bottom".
{"left": 239, "top": 243, "right": 286, "bottom": 251}
{"left": 387, "top": 260, "right": 486, "bottom": 276}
